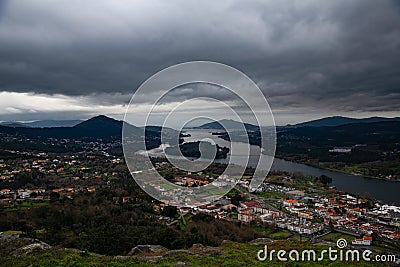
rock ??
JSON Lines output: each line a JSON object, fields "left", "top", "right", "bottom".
{"left": 142, "top": 256, "right": 163, "bottom": 263}
{"left": 248, "top": 238, "right": 273, "bottom": 245}
{"left": 63, "top": 248, "right": 84, "bottom": 253}
{"left": 113, "top": 255, "right": 131, "bottom": 260}
{"left": 174, "top": 261, "right": 187, "bottom": 266}
{"left": 127, "top": 245, "right": 168, "bottom": 256}
{"left": 0, "top": 234, "right": 36, "bottom": 254}
{"left": 189, "top": 243, "right": 220, "bottom": 256}
{"left": 201, "top": 249, "right": 221, "bottom": 256}
{"left": 220, "top": 240, "right": 230, "bottom": 246}
{"left": 11, "top": 241, "right": 51, "bottom": 257}
{"left": 191, "top": 243, "right": 206, "bottom": 249}
{"left": 164, "top": 249, "right": 193, "bottom": 257}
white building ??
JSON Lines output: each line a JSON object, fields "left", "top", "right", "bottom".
{"left": 352, "top": 236, "right": 372, "bottom": 246}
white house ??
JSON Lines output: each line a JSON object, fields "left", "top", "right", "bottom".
{"left": 352, "top": 236, "right": 372, "bottom": 246}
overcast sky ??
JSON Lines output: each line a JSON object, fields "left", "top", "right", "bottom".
{"left": 0, "top": 0, "right": 399, "bottom": 126}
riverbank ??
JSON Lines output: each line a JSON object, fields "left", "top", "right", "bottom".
{"left": 213, "top": 129, "right": 400, "bottom": 182}
{"left": 170, "top": 129, "right": 400, "bottom": 204}
{"left": 274, "top": 153, "right": 400, "bottom": 182}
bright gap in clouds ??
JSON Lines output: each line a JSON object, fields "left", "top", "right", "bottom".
{"left": 0, "top": 91, "right": 126, "bottom": 121}
{"left": 0, "top": 91, "right": 399, "bottom": 127}
{"left": 0, "top": 91, "right": 243, "bottom": 126}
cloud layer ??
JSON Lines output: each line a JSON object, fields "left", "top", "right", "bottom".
{"left": 0, "top": 0, "right": 399, "bottom": 123}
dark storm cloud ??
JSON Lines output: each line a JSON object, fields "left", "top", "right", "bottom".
{"left": 0, "top": 0, "right": 399, "bottom": 114}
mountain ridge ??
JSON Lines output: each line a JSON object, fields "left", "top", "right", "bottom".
{"left": 196, "top": 119, "right": 259, "bottom": 131}
{"left": 0, "top": 119, "right": 83, "bottom": 128}
{"left": 0, "top": 115, "right": 176, "bottom": 151}
{"left": 292, "top": 116, "right": 400, "bottom": 127}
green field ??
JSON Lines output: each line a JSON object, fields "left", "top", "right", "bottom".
{"left": 320, "top": 232, "right": 355, "bottom": 243}
{"left": 269, "top": 231, "right": 293, "bottom": 239}
{"left": 4, "top": 201, "right": 48, "bottom": 211}
{"left": 257, "top": 191, "right": 286, "bottom": 199}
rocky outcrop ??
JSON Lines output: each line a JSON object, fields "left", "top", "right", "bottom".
{"left": 0, "top": 234, "right": 52, "bottom": 257}
{"left": 189, "top": 243, "right": 221, "bottom": 256}
{"left": 124, "top": 243, "right": 222, "bottom": 260}
{"left": 248, "top": 238, "right": 273, "bottom": 245}
{"left": 11, "top": 241, "right": 52, "bottom": 257}
{"left": 142, "top": 255, "right": 163, "bottom": 263}
{"left": 127, "top": 244, "right": 168, "bottom": 256}
{"left": 2, "top": 234, "right": 225, "bottom": 264}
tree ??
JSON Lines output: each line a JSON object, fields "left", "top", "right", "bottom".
{"left": 161, "top": 206, "right": 177, "bottom": 218}
{"left": 49, "top": 191, "right": 60, "bottom": 202}
{"left": 319, "top": 175, "right": 332, "bottom": 185}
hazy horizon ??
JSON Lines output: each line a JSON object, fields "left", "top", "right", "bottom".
{"left": 1, "top": 113, "right": 400, "bottom": 128}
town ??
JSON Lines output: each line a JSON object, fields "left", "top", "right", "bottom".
{"left": 1, "top": 143, "right": 399, "bottom": 259}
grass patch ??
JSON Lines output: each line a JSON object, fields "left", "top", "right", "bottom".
{"left": 252, "top": 226, "right": 273, "bottom": 234}
{"left": 269, "top": 231, "right": 292, "bottom": 240}
{"left": 0, "top": 241, "right": 386, "bottom": 267}
{"left": 288, "top": 234, "right": 309, "bottom": 242}
{"left": 256, "top": 192, "right": 286, "bottom": 199}
{"left": 1, "top": 230, "right": 24, "bottom": 235}
{"left": 320, "top": 232, "right": 355, "bottom": 244}
{"left": 4, "top": 201, "right": 48, "bottom": 211}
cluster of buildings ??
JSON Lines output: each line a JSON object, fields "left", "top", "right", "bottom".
{"left": 235, "top": 178, "right": 400, "bottom": 245}
{"left": 254, "top": 182, "right": 295, "bottom": 194}
{"left": 315, "top": 194, "right": 400, "bottom": 243}
{"left": 329, "top": 147, "right": 352, "bottom": 154}
{"left": 237, "top": 201, "right": 282, "bottom": 223}
{"left": 0, "top": 188, "right": 45, "bottom": 200}
{"left": 0, "top": 186, "right": 99, "bottom": 205}
{"left": 174, "top": 176, "right": 210, "bottom": 187}
{"left": 276, "top": 217, "right": 324, "bottom": 235}
{"left": 152, "top": 197, "right": 235, "bottom": 220}
{"left": 0, "top": 150, "right": 122, "bottom": 183}
{"left": 282, "top": 199, "right": 314, "bottom": 220}
{"left": 0, "top": 149, "right": 125, "bottom": 208}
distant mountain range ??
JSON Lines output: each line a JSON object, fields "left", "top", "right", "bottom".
{"left": 0, "top": 115, "right": 179, "bottom": 151}
{"left": 0, "top": 115, "right": 126, "bottom": 140}
{"left": 2, "top": 116, "right": 399, "bottom": 131}
{"left": 0, "top": 119, "right": 83, "bottom": 128}
{"left": 0, "top": 122, "right": 27, "bottom": 128}
{"left": 1, "top": 115, "right": 399, "bottom": 147}
{"left": 291, "top": 116, "right": 400, "bottom": 127}
{"left": 284, "top": 120, "right": 400, "bottom": 145}
{"left": 194, "top": 116, "right": 400, "bottom": 130}
{"left": 193, "top": 116, "right": 400, "bottom": 149}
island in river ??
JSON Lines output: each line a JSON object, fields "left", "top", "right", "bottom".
{"left": 165, "top": 141, "right": 229, "bottom": 159}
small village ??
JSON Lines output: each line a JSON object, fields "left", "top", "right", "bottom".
{"left": 1, "top": 148, "right": 399, "bottom": 257}
{"left": 146, "top": 161, "right": 400, "bottom": 248}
